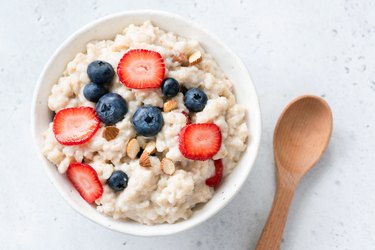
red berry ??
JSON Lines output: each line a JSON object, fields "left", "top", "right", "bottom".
{"left": 66, "top": 163, "right": 103, "bottom": 203}
{"left": 53, "top": 107, "right": 100, "bottom": 146}
{"left": 182, "top": 111, "right": 191, "bottom": 125}
{"left": 205, "top": 159, "right": 224, "bottom": 187}
{"left": 178, "top": 123, "right": 222, "bottom": 160}
{"left": 117, "top": 49, "right": 165, "bottom": 89}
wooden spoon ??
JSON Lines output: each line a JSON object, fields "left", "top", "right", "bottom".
{"left": 256, "top": 95, "right": 333, "bottom": 250}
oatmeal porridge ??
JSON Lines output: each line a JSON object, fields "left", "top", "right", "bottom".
{"left": 42, "top": 21, "right": 248, "bottom": 225}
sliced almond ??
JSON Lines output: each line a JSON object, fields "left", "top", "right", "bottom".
{"left": 139, "top": 152, "right": 151, "bottom": 167}
{"left": 161, "top": 158, "right": 176, "bottom": 175}
{"left": 163, "top": 99, "right": 178, "bottom": 112}
{"left": 126, "top": 138, "right": 140, "bottom": 160}
{"left": 144, "top": 141, "right": 157, "bottom": 154}
{"left": 103, "top": 126, "right": 119, "bottom": 141}
{"left": 188, "top": 51, "right": 202, "bottom": 66}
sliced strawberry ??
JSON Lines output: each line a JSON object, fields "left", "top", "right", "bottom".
{"left": 53, "top": 107, "right": 100, "bottom": 146}
{"left": 66, "top": 163, "right": 103, "bottom": 203}
{"left": 206, "top": 159, "right": 224, "bottom": 187}
{"left": 182, "top": 111, "right": 191, "bottom": 125}
{"left": 117, "top": 49, "right": 165, "bottom": 89}
{"left": 178, "top": 123, "right": 222, "bottom": 160}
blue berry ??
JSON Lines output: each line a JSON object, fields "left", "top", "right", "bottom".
{"left": 107, "top": 170, "right": 128, "bottom": 192}
{"left": 161, "top": 78, "right": 180, "bottom": 97}
{"left": 87, "top": 60, "right": 115, "bottom": 84}
{"left": 96, "top": 93, "right": 128, "bottom": 125}
{"left": 132, "top": 106, "right": 164, "bottom": 137}
{"left": 184, "top": 88, "right": 208, "bottom": 112}
{"left": 83, "top": 83, "right": 108, "bottom": 102}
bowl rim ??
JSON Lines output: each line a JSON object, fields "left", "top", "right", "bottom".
{"left": 31, "top": 9, "right": 262, "bottom": 236}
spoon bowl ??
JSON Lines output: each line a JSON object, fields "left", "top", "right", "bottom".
{"left": 256, "top": 95, "right": 332, "bottom": 250}
{"left": 274, "top": 95, "right": 333, "bottom": 179}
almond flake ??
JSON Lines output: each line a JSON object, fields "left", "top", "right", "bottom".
{"left": 139, "top": 152, "right": 151, "bottom": 168}
{"left": 161, "top": 158, "right": 176, "bottom": 175}
{"left": 188, "top": 51, "right": 202, "bottom": 66}
{"left": 126, "top": 138, "right": 140, "bottom": 159}
{"left": 163, "top": 100, "right": 178, "bottom": 112}
{"left": 103, "top": 126, "right": 119, "bottom": 141}
{"left": 144, "top": 141, "right": 157, "bottom": 154}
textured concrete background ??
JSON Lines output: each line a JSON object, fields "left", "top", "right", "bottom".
{"left": 1, "top": 0, "right": 375, "bottom": 249}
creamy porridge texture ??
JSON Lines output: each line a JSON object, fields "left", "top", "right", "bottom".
{"left": 42, "top": 21, "right": 248, "bottom": 225}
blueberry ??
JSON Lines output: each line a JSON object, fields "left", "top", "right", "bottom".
{"left": 87, "top": 60, "right": 115, "bottom": 84}
{"left": 161, "top": 78, "right": 180, "bottom": 97}
{"left": 132, "top": 106, "right": 164, "bottom": 137}
{"left": 107, "top": 170, "right": 128, "bottom": 192}
{"left": 96, "top": 93, "right": 128, "bottom": 125}
{"left": 184, "top": 88, "right": 208, "bottom": 112}
{"left": 83, "top": 82, "right": 108, "bottom": 102}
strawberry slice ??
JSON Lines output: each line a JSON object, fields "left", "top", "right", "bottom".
{"left": 178, "top": 123, "right": 222, "bottom": 160}
{"left": 206, "top": 159, "right": 224, "bottom": 187}
{"left": 53, "top": 107, "right": 100, "bottom": 146}
{"left": 117, "top": 49, "right": 165, "bottom": 89}
{"left": 66, "top": 163, "right": 103, "bottom": 203}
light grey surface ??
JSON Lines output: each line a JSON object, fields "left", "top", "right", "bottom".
{"left": 1, "top": 0, "right": 374, "bottom": 249}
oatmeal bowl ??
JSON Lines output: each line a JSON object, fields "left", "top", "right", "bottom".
{"left": 31, "top": 10, "right": 261, "bottom": 236}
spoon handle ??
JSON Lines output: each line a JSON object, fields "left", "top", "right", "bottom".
{"left": 256, "top": 179, "right": 296, "bottom": 250}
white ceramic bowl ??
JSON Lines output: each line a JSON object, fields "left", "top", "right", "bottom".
{"left": 31, "top": 10, "right": 262, "bottom": 236}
